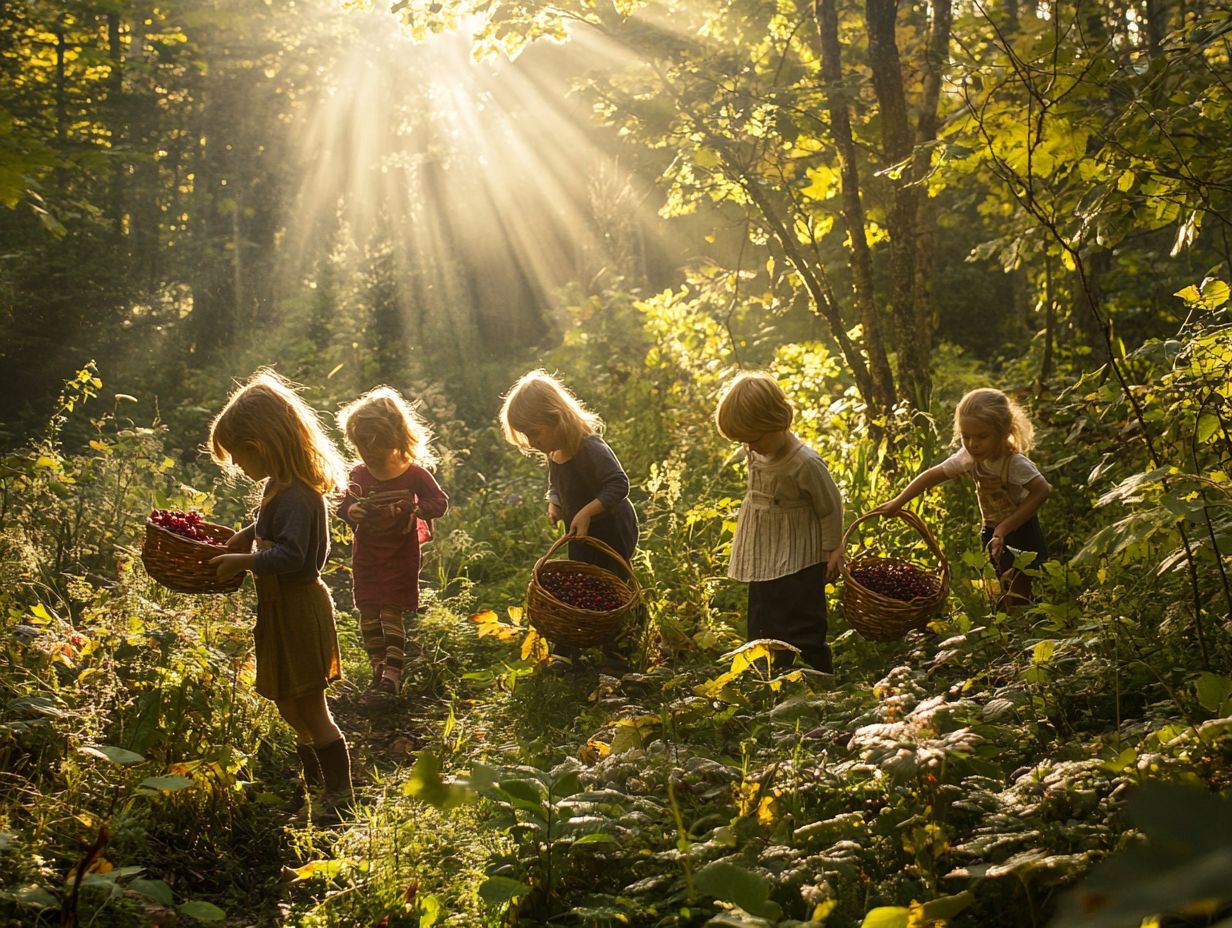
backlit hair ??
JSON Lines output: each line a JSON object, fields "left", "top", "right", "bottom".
{"left": 499, "top": 369, "right": 601, "bottom": 456}
{"left": 209, "top": 368, "right": 348, "bottom": 499}
{"left": 715, "top": 371, "right": 794, "bottom": 443}
{"left": 954, "top": 387, "right": 1035, "bottom": 454}
{"left": 337, "top": 386, "right": 437, "bottom": 469}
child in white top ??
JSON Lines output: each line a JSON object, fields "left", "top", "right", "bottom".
{"left": 876, "top": 387, "right": 1051, "bottom": 606}
{"left": 716, "top": 372, "right": 843, "bottom": 673}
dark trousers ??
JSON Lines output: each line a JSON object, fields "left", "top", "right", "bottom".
{"left": 981, "top": 515, "right": 1048, "bottom": 574}
{"left": 747, "top": 562, "right": 832, "bottom": 673}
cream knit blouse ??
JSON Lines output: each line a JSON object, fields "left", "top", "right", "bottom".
{"left": 727, "top": 441, "right": 844, "bottom": 583}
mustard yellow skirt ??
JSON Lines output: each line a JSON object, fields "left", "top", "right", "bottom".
{"left": 253, "top": 575, "right": 342, "bottom": 700}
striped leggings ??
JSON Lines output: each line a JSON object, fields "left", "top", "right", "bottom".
{"left": 358, "top": 606, "right": 407, "bottom": 684}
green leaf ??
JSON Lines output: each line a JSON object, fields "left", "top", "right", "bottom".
{"left": 139, "top": 775, "right": 192, "bottom": 793}
{"left": 571, "top": 832, "right": 617, "bottom": 846}
{"left": 4, "top": 884, "right": 58, "bottom": 910}
{"left": 178, "top": 900, "right": 226, "bottom": 923}
{"left": 551, "top": 769, "right": 583, "bottom": 799}
{"left": 860, "top": 907, "right": 910, "bottom": 928}
{"left": 1199, "top": 279, "right": 1230, "bottom": 309}
{"left": 416, "top": 894, "right": 444, "bottom": 927}
{"left": 79, "top": 745, "right": 145, "bottom": 766}
{"left": 916, "top": 891, "right": 974, "bottom": 921}
{"left": 1195, "top": 673, "right": 1232, "bottom": 714}
{"left": 478, "top": 876, "right": 530, "bottom": 907}
{"left": 129, "top": 879, "right": 174, "bottom": 906}
{"left": 694, "top": 861, "right": 782, "bottom": 920}
{"left": 402, "top": 752, "right": 473, "bottom": 809}
{"left": 1197, "top": 413, "right": 1221, "bottom": 445}
{"left": 498, "top": 778, "right": 548, "bottom": 807}
{"left": 1031, "top": 640, "right": 1056, "bottom": 665}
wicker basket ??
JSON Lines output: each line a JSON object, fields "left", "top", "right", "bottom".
{"left": 141, "top": 519, "right": 245, "bottom": 595}
{"left": 839, "top": 510, "right": 950, "bottom": 641}
{"left": 526, "top": 535, "right": 641, "bottom": 648}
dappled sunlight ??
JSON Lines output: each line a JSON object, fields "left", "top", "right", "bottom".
{"left": 286, "top": 9, "right": 668, "bottom": 342}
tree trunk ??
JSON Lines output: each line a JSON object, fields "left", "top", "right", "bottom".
{"left": 107, "top": 13, "right": 125, "bottom": 241}
{"left": 866, "top": 0, "right": 935, "bottom": 408}
{"left": 910, "top": 0, "right": 952, "bottom": 376}
{"left": 1037, "top": 253, "right": 1055, "bottom": 394}
{"left": 814, "top": 0, "right": 897, "bottom": 418}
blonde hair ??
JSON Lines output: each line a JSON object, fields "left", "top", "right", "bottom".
{"left": 715, "top": 371, "right": 794, "bottom": 443}
{"left": 337, "top": 386, "right": 437, "bottom": 469}
{"left": 954, "top": 387, "right": 1035, "bottom": 454}
{"left": 499, "top": 369, "right": 602, "bottom": 455}
{"left": 209, "top": 368, "right": 348, "bottom": 499}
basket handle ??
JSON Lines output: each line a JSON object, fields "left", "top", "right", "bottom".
{"left": 840, "top": 509, "right": 948, "bottom": 568}
{"left": 533, "top": 534, "right": 641, "bottom": 597}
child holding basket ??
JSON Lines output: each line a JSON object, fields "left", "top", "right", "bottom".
{"left": 207, "top": 369, "right": 354, "bottom": 817}
{"left": 875, "top": 387, "right": 1050, "bottom": 606}
{"left": 499, "top": 369, "right": 638, "bottom": 579}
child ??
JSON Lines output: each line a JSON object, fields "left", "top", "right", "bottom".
{"left": 337, "top": 386, "right": 449, "bottom": 699}
{"left": 875, "top": 387, "right": 1051, "bottom": 606}
{"left": 499, "top": 369, "right": 637, "bottom": 581}
{"left": 206, "top": 369, "right": 354, "bottom": 817}
{"left": 716, "top": 371, "right": 844, "bottom": 674}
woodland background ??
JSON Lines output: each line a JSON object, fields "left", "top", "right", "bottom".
{"left": 1, "top": 0, "right": 1231, "bottom": 926}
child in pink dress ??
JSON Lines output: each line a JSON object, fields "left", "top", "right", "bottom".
{"left": 337, "top": 387, "right": 449, "bottom": 697}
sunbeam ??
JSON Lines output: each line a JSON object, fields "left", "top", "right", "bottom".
{"left": 285, "top": 8, "right": 673, "bottom": 359}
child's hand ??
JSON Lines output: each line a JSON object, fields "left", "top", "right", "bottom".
{"left": 209, "top": 552, "right": 252, "bottom": 582}
{"left": 988, "top": 531, "right": 1006, "bottom": 561}
{"left": 826, "top": 548, "right": 844, "bottom": 581}
{"left": 872, "top": 499, "right": 903, "bottom": 516}
{"left": 349, "top": 503, "right": 369, "bottom": 523}
{"left": 548, "top": 502, "right": 564, "bottom": 525}
{"left": 568, "top": 511, "right": 591, "bottom": 538}
{"left": 225, "top": 533, "right": 252, "bottom": 553}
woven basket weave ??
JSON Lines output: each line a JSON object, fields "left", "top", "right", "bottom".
{"left": 839, "top": 510, "right": 950, "bottom": 641}
{"left": 526, "top": 535, "right": 640, "bottom": 648}
{"left": 141, "top": 519, "right": 244, "bottom": 595}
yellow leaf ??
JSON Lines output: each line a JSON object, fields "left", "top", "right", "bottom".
{"left": 520, "top": 629, "right": 549, "bottom": 663}
{"left": 1117, "top": 169, "right": 1135, "bottom": 192}
{"left": 507, "top": 605, "right": 524, "bottom": 626}
{"left": 801, "top": 165, "right": 835, "bottom": 201}
{"left": 468, "top": 610, "right": 498, "bottom": 625}
{"left": 88, "top": 440, "right": 112, "bottom": 454}
{"left": 812, "top": 899, "right": 839, "bottom": 922}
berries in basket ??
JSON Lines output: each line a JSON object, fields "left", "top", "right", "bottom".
{"left": 141, "top": 509, "right": 244, "bottom": 594}
{"left": 838, "top": 510, "right": 950, "bottom": 641}
{"left": 525, "top": 535, "right": 641, "bottom": 648}
{"left": 847, "top": 560, "right": 939, "bottom": 602}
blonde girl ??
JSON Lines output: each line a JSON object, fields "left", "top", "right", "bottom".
{"left": 207, "top": 369, "right": 354, "bottom": 817}
{"left": 876, "top": 387, "right": 1051, "bottom": 605}
{"left": 337, "top": 387, "right": 449, "bottom": 699}
{"left": 716, "top": 371, "right": 844, "bottom": 673}
{"left": 499, "top": 369, "right": 637, "bottom": 579}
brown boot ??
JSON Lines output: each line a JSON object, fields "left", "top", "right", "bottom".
{"left": 295, "top": 743, "right": 323, "bottom": 790}
{"left": 314, "top": 737, "right": 354, "bottom": 821}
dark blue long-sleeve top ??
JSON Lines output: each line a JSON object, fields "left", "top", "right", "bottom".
{"left": 548, "top": 434, "right": 638, "bottom": 571}
{"left": 245, "top": 480, "right": 330, "bottom": 581}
